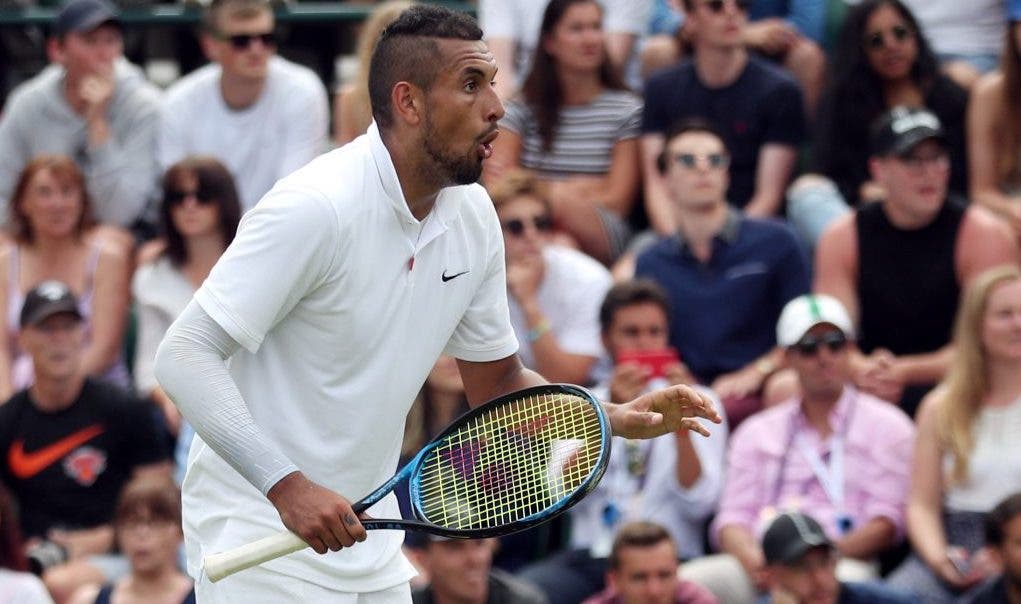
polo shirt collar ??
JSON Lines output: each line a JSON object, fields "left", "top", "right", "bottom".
{"left": 672, "top": 206, "right": 742, "bottom": 252}
{"left": 793, "top": 385, "right": 855, "bottom": 435}
{"left": 367, "top": 122, "right": 460, "bottom": 228}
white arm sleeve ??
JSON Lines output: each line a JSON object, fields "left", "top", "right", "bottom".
{"left": 154, "top": 299, "right": 299, "bottom": 496}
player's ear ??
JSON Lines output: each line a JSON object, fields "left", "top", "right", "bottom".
{"left": 391, "top": 81, "right": 423, "bottom": 127}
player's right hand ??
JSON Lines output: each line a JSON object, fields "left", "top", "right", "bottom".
{"left": 266, "top": 471, "right": 367, "bottom": 554}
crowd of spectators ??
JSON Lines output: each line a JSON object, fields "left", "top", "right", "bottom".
{"left": 3, "top": 0, "right": 1021, "bottom": 602}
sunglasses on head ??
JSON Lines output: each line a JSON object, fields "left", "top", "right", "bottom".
{"left": 701, "top": 0, "right": 750, "bottom": 14}
{"left": 219, "top": 31, "right": 276, "bottom": 50}
{"left": 792, "top": 331, "right": 849, "bottom": 356}
{"left": 672, "top": 152, "right": 730, "bottom": 170}
{"left": 864, "top": 24, "right": 911, "bottom": 50}
{"left": 502, "top": 215, "right": 553, "bottom": 237}
{"left": 166, "top": 189, "right": 215, "bottom": 206}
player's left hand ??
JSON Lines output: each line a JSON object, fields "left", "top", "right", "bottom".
{"left": 607, "top": 384, "right": 721, "bottom": 440}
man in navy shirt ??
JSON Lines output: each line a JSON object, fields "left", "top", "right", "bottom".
{"left": 640, "top": 0, "right": 805, "bottom": 234}
{"left": 635, "top": 118, "right": 808, "bottom": 427}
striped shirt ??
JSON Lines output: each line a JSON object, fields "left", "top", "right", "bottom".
{"left": 501, "top": 90, "right": 642, "bottom": 177}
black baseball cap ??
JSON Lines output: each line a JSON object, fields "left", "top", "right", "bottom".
{"left": 53, "top": 0, "right": 122, "bottom": 36}
{"left": 762, "top": 512, "right": 832, "bottom": 565}
{"left": 20, "top": 281, "right": 83, "bottom": 328}
{"left": 870, "top": 106, "right": 946, "bottom": 157}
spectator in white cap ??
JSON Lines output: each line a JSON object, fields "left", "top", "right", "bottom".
{"left": 760, "top": 511, "right": 914, "bottom": 604}
{"left": 681, "top": 294, "right": 916, "bottom": 604}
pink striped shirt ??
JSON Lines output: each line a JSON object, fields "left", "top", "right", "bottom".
{"left": 711, "top": 387, "right": 915, "bottom": 546}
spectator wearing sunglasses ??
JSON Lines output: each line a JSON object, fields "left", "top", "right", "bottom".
{"left": 681, "top": 293, "right": 915, "bottom": 604}
{"left": 635, "top": 118, "right": 809, "bottom": 428}
{"left": 786, "top": 0, "right": 969, "bottom": 253}
{"left": 814, "top": 106, "right": 1019, "bottom": 419}
{"left": 131, "top": 157, "right": 241, "bottom": 482}
{"left": 158, "top": 0, "right": 329, "bottom": 212}
{"left": 0, "top": 0, "right": 162, "bottom": 232}
{"left": 886, "top": 266, "right": 1021, "bottom": 603}
{"left": 640, "top": 0, "right": 805, "bottom": 234}
{"left": 489, "top": 170, "right": 612, "bottom": 388}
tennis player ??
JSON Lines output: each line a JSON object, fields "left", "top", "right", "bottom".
{"left": 153, "top": 6, "right": 721, "bottom": 603}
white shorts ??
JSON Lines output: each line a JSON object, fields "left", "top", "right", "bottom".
{"left": 195, "top": 566, "right": 412, "bottom": 604}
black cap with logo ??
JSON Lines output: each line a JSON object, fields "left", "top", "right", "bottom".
{"left": 762, "top": 511, "right": 832, "bottom": 565}
{"left": 20, "top": 281, "right": 83, "bottom": 328}
{"left": 870, "top": 106, "right": 946, "bottom": 157}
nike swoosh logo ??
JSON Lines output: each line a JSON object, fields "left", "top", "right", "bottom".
{"left": 442, "top": 270, "right": 469, "bottom": 282}
{"left": 8, "top": 424, "right": 105, "bottom": 479}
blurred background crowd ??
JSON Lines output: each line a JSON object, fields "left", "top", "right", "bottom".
{"left": 2, "top": 0, "right": 1021, "bottom": 602}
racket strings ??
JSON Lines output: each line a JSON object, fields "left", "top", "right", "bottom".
{"left": 417, "top": 392, "right": 604, "bottom": 530}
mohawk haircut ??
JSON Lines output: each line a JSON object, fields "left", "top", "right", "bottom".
{"left": 368, "top": 5, "right": 483, "bottom": 130}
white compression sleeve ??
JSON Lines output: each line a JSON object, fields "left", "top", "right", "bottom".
{"left": 154, "top": 300, "right": 300, "bottom": 496}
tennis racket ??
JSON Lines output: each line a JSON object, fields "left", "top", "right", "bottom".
{"left": 203, "top": 383, "right": 611, "bottom": 582}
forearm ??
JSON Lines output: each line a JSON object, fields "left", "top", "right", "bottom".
{"left": 51, "top": 525, "right": 115, "bottom": 559}
{"left": 895, "top": 346, "right": 953, "bottom": 385}
{"left": 154, "top": 300, "right": 299, "bottom": 495}
{"left": 743, "top": 190, "right": 784, "bottom": 218}
{"left": 673, "top": 430, "right": 703, "bottom": 488}
{"left": 836, "top": 517, "right": 896, "bottom": 560}
{"left": 907, "top": 503, "right": 951, "bottom": 569}
{"left": 718, "top": 524, "right": 764, "bottom": 571}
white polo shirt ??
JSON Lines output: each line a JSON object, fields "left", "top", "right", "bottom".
{"left": 183, "top": 123, "right": 519, "bottom": 592}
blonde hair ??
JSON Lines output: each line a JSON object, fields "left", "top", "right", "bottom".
{"left": 486, "top": 169, "right": 553, "bottom": 215}
{"left": 345, "top": 1, "right": 414, "bottom": 137}
{"left": 938, "top": 264, "right": 1021, "bottom": 484}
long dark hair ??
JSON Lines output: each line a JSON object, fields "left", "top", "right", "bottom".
{"left": 828, "top": 0, "right": 939, "bottom": 129}
{"left": 999, "top": 22, "right": 1021, "bottom": 184}
{"left": 159, "top": 157, "right": 242, "bottom": 267}
{"left": 0, "top": 483, "right": 29, "bottom": 572}
{"left": 520, "top": 0, "right": 626, "bottom": 152}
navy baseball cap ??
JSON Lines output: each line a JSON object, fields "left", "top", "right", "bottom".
{"left": 762, "top": 512, "right": 832, "bottom": 565}
{"left": 53, "top": 0, "right": 122, "bottom": 36}
{"left": 870, "top": 106, "right": 946, "bottom": 157}
{"left": 20, "top": 281, "right": 83, "bottom": 328}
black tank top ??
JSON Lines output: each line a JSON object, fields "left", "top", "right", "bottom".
{"left": 856, "top": 198, "right": 964, "bottom": 356}
{"left": 93, "top": 584, "right": 196, "bottom": 604}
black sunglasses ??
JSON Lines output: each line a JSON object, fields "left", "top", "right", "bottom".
{"left": 672, "top": 152, "right": 730, "bottom": 170}
{"left": 701, "top": 0, "right": 750, "bottom": 14}
{"left": 864, "top": 25, "right": 912, "bottom": 50}
{"left": 502, "top": 215, "right": 553, "bottom": 237}
{"left": 166, "top": 189, "right": 215, "bottom": 206}
{"left": 219, "top": 31, "right": 277, "bottom": 50}
{"left": 792, "top": 332, "right": 849, "bottom": 356}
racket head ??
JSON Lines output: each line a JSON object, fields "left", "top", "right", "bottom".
{"left": 405, "top": 383, "right": 610, "bottom": 539}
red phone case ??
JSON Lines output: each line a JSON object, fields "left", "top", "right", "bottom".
{"left": 617, "top": 349, "right": 680, "bottom": 378}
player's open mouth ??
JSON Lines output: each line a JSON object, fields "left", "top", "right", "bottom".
{"left": 477, "top": 130, "right": 499, "bottom": 159}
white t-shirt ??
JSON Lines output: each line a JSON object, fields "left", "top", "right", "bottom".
{"left": 901, "top": 0, "right": 1006, "bottom": 57}
{"left": 573, "top": 383, "right": 728, "bottom": 560}
{"left": 0, "top": 569, "right": 53, "bottom": 604}
{"left": 131, "top": 256, "right": 196, "bottom": 394}
{"left": 508, "top": 245, "right": 612, "bottom": 373}
{"left": 479, "top": 0, "right": 651, "bottom": 87}
{"left": 183, "top": 123, "right": 519, "bottom": 592}
{"left": 158, "top": 56, "right": 329, "bottom": 211}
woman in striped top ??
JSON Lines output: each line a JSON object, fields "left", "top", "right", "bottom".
{"left": 487, "top": 0, "right": 643, "bottom": 266}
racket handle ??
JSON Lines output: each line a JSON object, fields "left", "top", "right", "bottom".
{"left": 203, "top": 530, "right": 307, "bottom": 582}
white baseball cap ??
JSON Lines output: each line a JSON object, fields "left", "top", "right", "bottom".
{"left": 776, "top": 294, "right": 854, "bottom": 347}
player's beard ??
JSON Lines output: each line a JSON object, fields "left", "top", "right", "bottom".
{"left": 423, "top": 111, "right": 484, "bottom": 186}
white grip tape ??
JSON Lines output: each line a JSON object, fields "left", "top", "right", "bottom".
{"left": 203, "top": 530, "right": 307, "bottom": 582}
